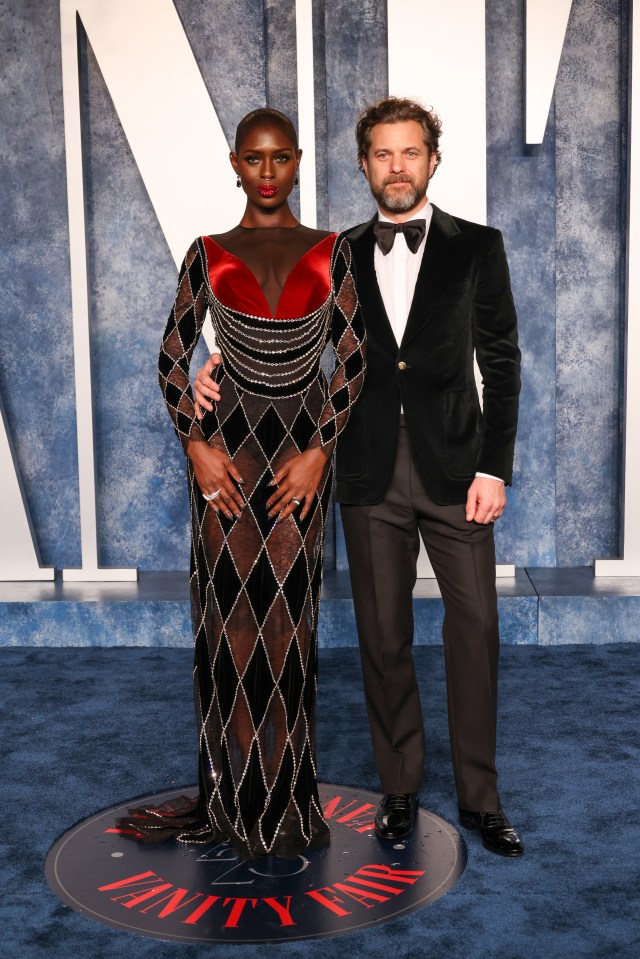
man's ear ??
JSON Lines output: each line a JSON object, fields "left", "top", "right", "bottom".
{"left": 361, "top": 156, "right": 370, "bottom": 180}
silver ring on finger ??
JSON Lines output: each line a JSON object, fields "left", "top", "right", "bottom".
{"left": 291, "top": 497, "right": 302, "bottom": 506}
{"left": 203, "top": 488, "right": 222, "bottom": 502}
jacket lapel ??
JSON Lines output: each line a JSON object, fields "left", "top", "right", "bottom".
{"left": 346, "top": 216, "right": 398, "bottom": 354}
{"left": 346, "top": 205, "right": 464, "bottom": 353}
{"left": 401, "top": 204, "right": 462, "bottom": 348}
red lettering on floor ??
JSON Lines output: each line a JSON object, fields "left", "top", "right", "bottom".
{"left": 138, "top": 887, "right": 203, "bottom": 918}
{"left": 183, "top": 896, "right": 220, "bottom": 925}
{"left": 322, "top": 795, "right": 377, "bottom": 830}
{"left": 322, "top": 795, "right": 356, "bottom": 819}
{"left": 305, "top": 863, "right": 426, "bottom": 918}
{"left": 333, "top": 883, "right": 389, "bottom": 907}
{"left": 222, "top": 897, "right": 258, "bottom": 928}
{"left": 262, "top": 896, "right": 296, "bottom": 926}
{"left": 98, "top": 870, "right": 159, "bottom": 891}
{"left": 355, "top": 864, "right": 424, "bottom": 884}
{"left": 336, "top": 803, "right": 376, "bottom": 824}
{"left": 112, "top": 884, "right": 173, "bottom": 909}
{"left": 344, "top": 876, "right": 407, "bottom": 895}
{"left": 306, "top": 887, "right": 352, "bottom": 917}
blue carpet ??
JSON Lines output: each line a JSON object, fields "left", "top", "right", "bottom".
{"left": 2, "top": 643, "right": 639, "bottom": 958}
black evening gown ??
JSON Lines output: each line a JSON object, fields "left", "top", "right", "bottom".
{"left": 120, "top": 233, "right": 365, "bottom": 860}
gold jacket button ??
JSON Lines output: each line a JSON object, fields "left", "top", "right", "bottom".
{"left": 398, "top": 360, "right": 407, "bottom": 370}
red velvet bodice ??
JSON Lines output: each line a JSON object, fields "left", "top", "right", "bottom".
{"left": 201, "top": 233, "right": 337, "bottom": 319}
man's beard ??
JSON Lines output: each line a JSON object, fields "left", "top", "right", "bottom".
{"left": 371, "top": 173, "right": 429, "bottom": 214}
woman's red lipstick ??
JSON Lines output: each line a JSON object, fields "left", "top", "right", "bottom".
{"left": 257, "top": 185, "right": 279, "bottom": 197}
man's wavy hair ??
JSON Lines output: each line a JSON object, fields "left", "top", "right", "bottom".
{"left": 234, "top": 108, "right": 298, "bottom": 153}
{"left": 355, "top": 97, "right": 442, "bottom": 173}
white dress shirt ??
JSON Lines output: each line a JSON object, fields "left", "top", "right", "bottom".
{"left": 374, "top": 200, "right": 502, "bottom": 485}
{"left": 374, "top": 200, "right": 432, "bottom": 344}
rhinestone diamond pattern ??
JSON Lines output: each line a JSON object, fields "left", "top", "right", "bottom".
{"left": 156, "top": 234, "right": 366, "bottom": 859}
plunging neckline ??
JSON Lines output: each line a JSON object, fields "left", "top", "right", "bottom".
{"left": 205, "top": 233, "right": 335, "bottom": 319}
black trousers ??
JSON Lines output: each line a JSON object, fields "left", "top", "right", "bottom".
{"left": 340, "top": 424, "right": 501, "bottom": 811}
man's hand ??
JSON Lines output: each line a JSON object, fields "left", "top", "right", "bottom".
{"left": 187, "top": 440, "right": 245, "bottom": 519}
{"left": 465, "top": 477, "right": 506, "bottom": 525}
{"left": 266, "top": 448, "right": 329, "bottom": 521}
{"left": 193, "top": 353, "right": 223, "bottom": 419}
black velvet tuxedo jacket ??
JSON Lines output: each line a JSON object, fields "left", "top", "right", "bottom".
{"left": 335, "top": 204, "right": 521, "bottom": 506}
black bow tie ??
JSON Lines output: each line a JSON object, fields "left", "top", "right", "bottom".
{"left": 373, "top": 219, "right": 426, "bottom": 255}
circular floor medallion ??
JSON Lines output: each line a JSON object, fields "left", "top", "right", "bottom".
{"left": 45, "top": 784, "right": 466, "bottom": 943}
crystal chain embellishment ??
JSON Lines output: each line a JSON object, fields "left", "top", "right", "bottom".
{"left": 208, "top": 292, "right": 332, "bottom": 397}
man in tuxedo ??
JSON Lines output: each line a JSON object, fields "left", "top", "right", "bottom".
{"left": 335, "top": 97, "right": 522, "bottom": 856}
{"left": 193, "top": 96, "right": 522, "bottom": 857}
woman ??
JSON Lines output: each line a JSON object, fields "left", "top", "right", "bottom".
{"left": 121, "top": 109, "right": 365, "bottom": 860}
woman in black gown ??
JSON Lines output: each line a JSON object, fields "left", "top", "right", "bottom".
{"left": 122, "top": 110, "right": 365, "bottom": 860}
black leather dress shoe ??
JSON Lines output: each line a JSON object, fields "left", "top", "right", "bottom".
{"left": 458, "top": 808, "right": 524, "bottom": 857}
{"left": 374, "top": 793, "right": 418, "bottom": 840}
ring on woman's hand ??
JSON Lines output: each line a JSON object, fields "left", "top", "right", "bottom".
{"left": 203, "top": 489, "right": 221, "bottom": 502}
{"left": 291, "top": 497, "right": 302, "bottom": 506}
{"left": 492, "top": 513, "right": 500, "bottom": 520}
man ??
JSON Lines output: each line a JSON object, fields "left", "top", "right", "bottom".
{"left": 194, "top": 97, "right": 523, "bottom": 857}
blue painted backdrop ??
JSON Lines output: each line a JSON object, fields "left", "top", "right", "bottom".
{"left": 0, "top": 0, "right": 628, "bottom": 573}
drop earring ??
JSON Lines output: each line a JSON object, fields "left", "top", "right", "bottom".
{"left": 236, "top": 176, "right": 241, "bottom": 188}
{"left": 294, "top": 174, "right": 299, "bottom": 186}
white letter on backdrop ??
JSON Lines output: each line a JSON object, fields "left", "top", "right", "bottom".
{"left": 59, "top": 0, "right": 245, "bottom": 580}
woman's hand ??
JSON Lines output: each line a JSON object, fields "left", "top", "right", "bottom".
{"left": 266, "top": 448, "right": 329, "bottom": 521}
{"left": 187, "top": 440, "right": 245, "bottom": 519}
{"left": 193, "top": 353, "right": 223, "bottom": 420}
